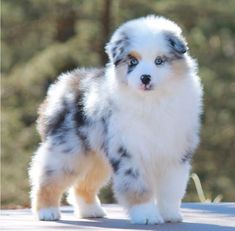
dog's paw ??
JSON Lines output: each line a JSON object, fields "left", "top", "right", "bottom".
{"left": 160, "top": 209, "right": 183, "bottom": 223}
{"left": 37, "top": 207, "right": 61, "bottom": 221}
{"left": 74, "top": 196, "right": 107, "bottom": 218}
{"left": 129, "top": 202, "right": 164, "bottom": 225}
{"left": 78, "top": 202, "right": 107, "bottom": 218}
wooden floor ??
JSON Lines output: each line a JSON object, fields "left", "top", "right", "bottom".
{"left": 1, "top": 203, "right": 235, "bottom": 230}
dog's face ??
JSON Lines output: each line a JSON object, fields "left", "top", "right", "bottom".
{"left": 106, "top": 16, "right": 189, "bottom": 93}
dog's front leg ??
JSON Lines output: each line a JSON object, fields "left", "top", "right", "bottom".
{"left": 110, "top": 158, "right": 163, "bottom": 224}
{"left": 156, "top": 163, "right": 190, "bottom": 223}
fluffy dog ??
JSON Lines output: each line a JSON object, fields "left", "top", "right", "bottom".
{"left": 29, "top": 15, "right": 202, "bottom": 224}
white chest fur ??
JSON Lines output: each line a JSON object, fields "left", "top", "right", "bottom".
{"left": 109, "top": 77, "right": 202, "bottom": 172}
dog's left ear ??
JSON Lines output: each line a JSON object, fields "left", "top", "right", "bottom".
{"left": 105, "top": 32, "right": 129, "bottom": 66}
{"left": 165, "top": 32, "right": 188, "bottom": 55}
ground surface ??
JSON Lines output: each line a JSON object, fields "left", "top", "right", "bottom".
{"left": 1, "top": 203, "right": 235, "bottom": 230}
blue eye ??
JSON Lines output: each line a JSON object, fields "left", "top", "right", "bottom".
{"left": 129, "top": 56, "right": 138, "bottom": 66}
{"left": 155, "top": 56, "right": 164, "bottom": 65}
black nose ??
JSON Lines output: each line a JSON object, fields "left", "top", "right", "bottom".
{"left": 141, "top": 74, "right": 151, "bottom": 85}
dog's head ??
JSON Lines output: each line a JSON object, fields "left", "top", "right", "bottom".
{"left": 106, "top": 16, "right": 193, "bottom": 93}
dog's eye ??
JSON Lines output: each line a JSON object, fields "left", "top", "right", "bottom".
{"left": 128, "top": 56, "right": 138, "bottom": 66}
{"left": 155, "top": 56, "right": 164, "bottom": 65}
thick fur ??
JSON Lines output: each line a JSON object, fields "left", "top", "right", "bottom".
{"left": 29, "top": 15, "right": 202, "bottom": 224}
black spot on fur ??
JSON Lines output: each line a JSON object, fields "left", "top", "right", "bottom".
{"left": 102, "top": 117, "right": 108, "bottom": 134}
{"left": 181, "top": 151, "right": 193, "bottom": 163}
{"left": 124, "top": 168, "right": 139, "bottom": 178}
{"left": 101, "top": 120, "right": 109, "bottom": 155}
{"left": 116, "top": 39, "right": 124, "bottom": 45}
{"left": 118, "top": 146, "right": 124, "bottom": 154}
{"left": 112, "top": 51, "right": 117, "bottom": 59}
{"left": 73, "top": 91, "right": 91, "bottom": 151}
{"left": 46, "top": 100, "right": 68, "bottom": 136}
{"left": 74, "top": 91, "right": 86, "bottom": 126}
{"left": 114, "top": 59, "right": 123, "bottom": 66}
{"left": 118, "top": 146, "right": 131, "bottom": 158}
{"left": 110, "top": 158, "right": 121, "bottom": 173}
{"left": 119, "top": 47, "right": 124, "bottom": 54}
{"left": 62, "top": 147, "right": 73, "bottom": 153}
{"left": 51, "top": 128, "right": 71, "bottom": 146}
{"left": 112, "top": 47, "right": 117, "bottom": 57}
{"left": 100, "top": 110, "right": 112, "bottom": 155}
{"left": 77, "top": 130, "right": 90, "bottom": 151}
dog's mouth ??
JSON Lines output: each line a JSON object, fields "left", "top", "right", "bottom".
{"left": 139, "top": 83, "right": 153, "bottom": 91}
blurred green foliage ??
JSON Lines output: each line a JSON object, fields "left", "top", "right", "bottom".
{"left": 1, "top": 0, "right": 235, "bottom": 208}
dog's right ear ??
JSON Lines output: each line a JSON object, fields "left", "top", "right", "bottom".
{"left": 105, "top": 32, "right": 129, "bottom": 66}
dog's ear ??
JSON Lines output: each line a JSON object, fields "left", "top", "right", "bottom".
{"left": 165, "top": 32, "right": 188, "bottom": 55}
{"left": 105, "top": 32, "right": 129, "bottom": 66}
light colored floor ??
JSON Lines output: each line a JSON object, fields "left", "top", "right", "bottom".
{"left": 1, "top": 203, "right": 235, "bottom": 231}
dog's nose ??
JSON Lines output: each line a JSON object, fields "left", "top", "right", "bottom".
{"left": 141, "top": 75, "right": 151, "bottom": 85}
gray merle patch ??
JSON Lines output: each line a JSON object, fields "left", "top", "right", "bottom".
{"left": 124, "top": 168, "right": 139, "bottom": 178}
{"left": 110, "top": 158, "right": 121, "bottom": 173}
{"left": 181, "top": 151, "right": 193, "bottom": 163}
{"left": 118, "top": 146, "right": 131, "bottom": 158}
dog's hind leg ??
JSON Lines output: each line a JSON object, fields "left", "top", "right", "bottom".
{"left": 68, "top": 151, "right": 111, "bottom": 218}
{"left": 29, "top": 143, "right": 79, "bottom": 221}
{"left": 31, "top": 181, "right": 70, "bottom": 221}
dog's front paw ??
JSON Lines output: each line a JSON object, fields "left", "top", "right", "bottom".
{"left": 160, "top": 209, "right": 183, "bottom": 223}
{"left": 37, "top": 207, "right": 61, "bottom": 221}
{"left": 129, "top": 202, "right": 164, "bottom": 225}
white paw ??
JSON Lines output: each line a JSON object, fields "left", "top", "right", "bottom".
{"left": 129, "top": 202, "right": 164, "bottom": 225}
{"left": 160, "top": 209, "right": 183, "bottom": 223}
{"left": 37, "top": 207, "right": 61, "bottom": 221}
{"left": 73, "top": 196, "right": 107, "bottom": 218}
{"left": 77, "top": 202, "right": 107, "bottom": 218}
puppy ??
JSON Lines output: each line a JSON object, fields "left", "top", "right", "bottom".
{"left": 29, "top": 15, "right": 202, "bottom": 224}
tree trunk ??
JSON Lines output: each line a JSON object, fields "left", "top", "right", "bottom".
{"left": 100, "top": 0, "right": 112, "bottom": 65}
{"left": 54, "top": 4, "right": 76, "bottom": 42}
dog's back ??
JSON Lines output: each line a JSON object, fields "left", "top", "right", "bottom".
{"left": 37, "top": 68, "right": 105, "bottom": 142}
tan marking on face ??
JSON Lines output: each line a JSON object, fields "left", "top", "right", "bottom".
{"left": 129, "top": 51, "right": 142, "bottom": 60}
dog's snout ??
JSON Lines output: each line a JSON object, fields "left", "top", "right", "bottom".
{"left": 141, "top": 75, "right": 151, "bottom": 85}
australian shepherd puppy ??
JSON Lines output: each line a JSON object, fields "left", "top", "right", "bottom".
{"left": 29, "top": 15, "right": 202, "bottom": 224}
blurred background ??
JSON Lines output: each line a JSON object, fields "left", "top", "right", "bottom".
{"left": 1, "top": 0, "right": 235, "bottom": 208}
